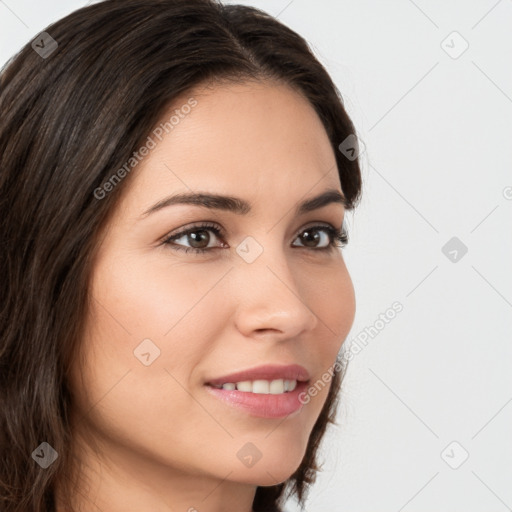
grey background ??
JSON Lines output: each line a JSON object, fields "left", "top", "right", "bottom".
{"left": 1, "top": 1, "right": 511, "bottom": 511}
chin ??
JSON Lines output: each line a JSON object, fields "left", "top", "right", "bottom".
{"left": 230, "top": 456, "right": 305, "bottom": 487}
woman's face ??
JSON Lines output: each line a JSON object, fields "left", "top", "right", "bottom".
{"left": 71, "top": 80, "right": 355, "bottom": 503}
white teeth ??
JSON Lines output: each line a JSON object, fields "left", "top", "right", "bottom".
{"left": 269, "top": 379, "right": 284, "bottom": 394}
{"left": 236, "top": 381, "right": 253, "bottom": 392}
{"left": 287, "top": 379, "right": 297, "bottom": 391}
{"left": 214, "top": 379, "right": 298, "bottom": 394}
{"left": 252, "top": 380, "right": 270, "bottom": 394}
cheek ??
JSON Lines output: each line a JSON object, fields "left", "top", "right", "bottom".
{"left": 314, "top": 259, "right": 356, "bottom": 353}
{"left": 70, "top": 259, "right": 229, "bottom": 469}
{"left": 304, "top": 261, "right": 355, "bottom": 410}
{"left": 88, "top": 248, "right": 230, "bottom": 357}
{"left": 79, "top": 250, "right": 236, "bottom": 394}
{"left": 333, "top": 268, "right": 356, "bottom": 350}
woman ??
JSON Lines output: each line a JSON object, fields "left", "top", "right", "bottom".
{"left": 0, "top": 0, "right": 362, "bottom": 510}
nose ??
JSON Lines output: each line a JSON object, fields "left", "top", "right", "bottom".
{"left": 231, "top": 242, "right": 319, "bottom": 341}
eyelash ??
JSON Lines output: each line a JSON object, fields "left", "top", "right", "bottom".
{"left": 161, "top": 221, "right": 349, "bottom": 255}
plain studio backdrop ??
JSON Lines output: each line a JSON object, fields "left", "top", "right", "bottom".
{"left": 1, "top": 1, "right": 511, "bottom": 511}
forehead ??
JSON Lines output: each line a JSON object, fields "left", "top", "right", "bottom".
{"left": 121, "top": 80, "right": 341, "bottom": 211}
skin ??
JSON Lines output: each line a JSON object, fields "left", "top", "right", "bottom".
{"left": 60, "top": 80, "right": 356, "bottom": 512}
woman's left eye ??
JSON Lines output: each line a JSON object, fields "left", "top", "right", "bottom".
{"left": 161, "top": 222, "right": 348, "bottom": 255}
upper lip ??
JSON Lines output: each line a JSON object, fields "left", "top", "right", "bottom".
{"left": 205, "top": 364, "right": 311, "bottom": 386}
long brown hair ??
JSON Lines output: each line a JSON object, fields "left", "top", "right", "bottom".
{"left": 0, "top": 1, "right": 362, "bottom": 510}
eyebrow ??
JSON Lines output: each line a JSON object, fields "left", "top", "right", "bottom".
{"left": 140, "top": 188, "right": 347, "bottom": 218}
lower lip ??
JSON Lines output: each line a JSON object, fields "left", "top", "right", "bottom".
{"left": 204, "top": 381, "right": 308, "bottom": 419}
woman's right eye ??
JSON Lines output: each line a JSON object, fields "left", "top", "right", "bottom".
{"left": 162, "top": 222, "right": 226, "bottom": 254}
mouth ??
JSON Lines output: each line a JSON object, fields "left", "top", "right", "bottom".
{"left": 203, "top": 364, "right": 311, "bottom": 418}
{"left": 204, "top": 364, "right": 311, "bottom": 418}
{"left": 204, "top": 380, "right": 309, "bottom": 418}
